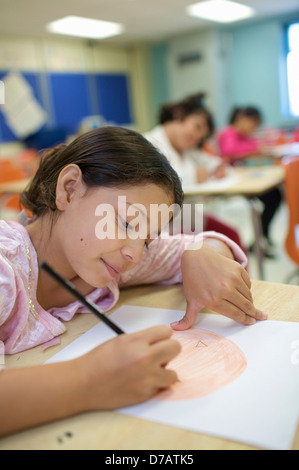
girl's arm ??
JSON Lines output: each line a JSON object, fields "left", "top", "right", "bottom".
{"left": 0, "top": 360, "right": 83, "bottom": 436}
{"left": 0, "top": 325, "right": 180, "bottom": 437}
{"left": 120, "top": 233, "right": 265, "bottom": 330}
{"left": 119, "top": 231, "right": 247, "bottom": 288}
{"left": 171, "top": 237, "right": 267, "bottom": 330}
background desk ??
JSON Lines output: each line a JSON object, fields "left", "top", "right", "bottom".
{"left": 183, "top": 166, "right": 284, "bottom": 197}
{"left": 0, "top": 178, "right": 31, "bottom": 195}
{"left": 271, "top": 142, "right": 299, "bottom": 158}
{"left": 184, "top": 166, "right": 285, "bottom": 280}
{"left": 0, "top": 280, "right": 298, "bottom": 450}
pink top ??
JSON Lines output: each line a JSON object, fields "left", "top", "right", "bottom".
{"left": 0, "top": 220, "right": 247, "bottom": 355}
{"left": 217, "top": 126, "right": 259, "bottom": 160}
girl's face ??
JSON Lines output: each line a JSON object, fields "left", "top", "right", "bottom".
{"left": 172, "top": 113, "right": 210, "bottom": 152}
{"left": 54, "top": 173, "right": 174, "bottom": 288}
{"left": 236, "top": 116, "right": 260, "bottom": 136}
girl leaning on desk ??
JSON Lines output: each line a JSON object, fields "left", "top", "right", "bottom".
{"left": 217, "top": 106, "right": 283, "bottom": 257}
{"left": 0, "top": 126, "right": 266, "bottom": 436}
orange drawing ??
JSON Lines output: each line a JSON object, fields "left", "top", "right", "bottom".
{"left": 156, "top": 328, "right": 247, "bottom": 401}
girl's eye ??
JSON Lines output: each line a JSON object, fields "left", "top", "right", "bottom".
{"left": 119, "top": 215, "right": 150, "bottom": 249}
{"left": 119, "top": 215, "right": 132, "bottom": 231}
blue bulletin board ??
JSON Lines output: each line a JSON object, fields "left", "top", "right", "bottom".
{"left": 0, "top": 70, "right": 133, "bottom": 143}
{"left": 48, "top": 73, "right": 91, "bottom": 135}
{"left": 95, "top": 73, "right": 132, "bottom": 125}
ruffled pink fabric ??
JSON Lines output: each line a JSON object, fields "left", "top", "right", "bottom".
{"left": 0, "top": 220, "right": 247, "bottom": 355}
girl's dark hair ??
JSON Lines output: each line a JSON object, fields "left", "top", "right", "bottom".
{"left": 229, "top": 106, "right": 263, "bottom": 125}
{"left": 158, "top": 92, "right": 215, "bottom": 146}
{"left": 20, "top": 126, "right": 183, "bottom": 217}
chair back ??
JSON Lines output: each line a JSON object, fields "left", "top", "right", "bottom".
{"left": 0, "top": 159, "right": 29, "bottom": 218}
{"left": 282, "top": 156, "right": 299, "bottom": 265}
{"left": 0, "top": 159, "right": 27, "bottom": 183}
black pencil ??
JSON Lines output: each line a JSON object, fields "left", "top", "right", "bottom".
{"left": 40, "top": 261, "right": 125, "bottom": 335}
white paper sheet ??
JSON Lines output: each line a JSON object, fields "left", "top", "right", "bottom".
{"left": 0, "top": 72, "right": 46, "bottom": 138}
{"left": 46, "top": 305, "right": 299, "bottom": 450}
{"left": 183, "top": 171, "right": 241, "bottom": 194}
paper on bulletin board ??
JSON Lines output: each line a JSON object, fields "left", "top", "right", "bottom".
{"left": 46, "top": 305, "right": 299, "bottom": 450}
{"left": 0, "top": 72, "right": 46, "bottom": 138}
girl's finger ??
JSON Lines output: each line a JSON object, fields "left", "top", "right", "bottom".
{"left": 241, "top": 267, "right": 252, "bottom": 289}
{"left": 157, "top": 368, "right": 179, "bottom": 390}
{"left": 224, "top": 289, "right": 267, "bottom": 321}
{"left": 151, "top": 338, "right": 182, "bottom": 365}
{"left": 212, "top": 299, "right": 267, "bottom": 325}
{"left": 170, "top": 301, "right": 203, "bottom": 331}
{"left": 136, "top": 325, "right": 174, "bottom": 345}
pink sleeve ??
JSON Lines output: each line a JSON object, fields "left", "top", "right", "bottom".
{"left": 218, "top": 128, "right": 259, "bottom": 158}
{"left": 0, "top": 253, "right": 18, "bottom": 330}
{"left": 119, "top": 231, "right": 247, "bottom": 287}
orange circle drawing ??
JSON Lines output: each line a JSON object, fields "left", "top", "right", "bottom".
{"left": 156, "top": 328, "right": 247, "bottom": 401}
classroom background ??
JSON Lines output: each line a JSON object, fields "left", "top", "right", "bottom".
{"left": 0, "top": 0, "right": 299, "bottom": 284}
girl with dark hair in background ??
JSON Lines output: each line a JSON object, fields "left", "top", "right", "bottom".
{"left": 218, "top": 106, "right": 283, "bottom": 256}
{"left": 145, "top": 93, "right": 246, "bottom": 251}
{"left": 145, "top": 93, "right": 225, "bottom": 185}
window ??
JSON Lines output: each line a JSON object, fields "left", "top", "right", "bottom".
{"left": 286, "top": 22, "right": 299, "bottom": 117}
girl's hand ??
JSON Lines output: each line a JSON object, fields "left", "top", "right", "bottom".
{"left": 213, "top": 163, "right": 227, "bottom": 179}
{"left": 76, "top": 325, "right": 181, "bottom": 410}
{"left": 196, "top": 167, "right": 209, "bottom": 183}
{"left": 0, "top": 326, "right": 180, "bottom": 436}
{"left": 171, "top": 240, "right": 267, "bottom": 330}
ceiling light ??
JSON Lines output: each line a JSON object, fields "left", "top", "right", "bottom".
{"left": 46, "top": 16, "right": 124, "bottom": 39}
{"left": 187, "top": 0, "right": 256, "bottom": 24}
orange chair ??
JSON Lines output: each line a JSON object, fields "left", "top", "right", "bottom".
{"left": 282, "top": 156, "right": 299, "bottom": 284}
{"left": 0, "top": 159, "right": 30, "bottom": 217}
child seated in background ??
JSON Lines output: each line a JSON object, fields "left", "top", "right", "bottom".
{"left": 144, "top": 93, "right": 245, "bottom": 252}
{"left": 217, "top": 106, "right": 283, "bottom": 257}
{"left": 217, "top": 107, "right": 268, "bottom": 162}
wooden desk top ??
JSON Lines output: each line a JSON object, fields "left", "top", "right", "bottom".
{"left": 184, "top": 166, "right": 285, "bottom": 197}
{"left": 0, "top": 280, "right": 298, "bottom": 450}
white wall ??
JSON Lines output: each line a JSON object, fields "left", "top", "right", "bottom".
{"left": 151, "top": 28, "right": 230, "bottom": 129}
{"left": 149, "top": 12, "right": 299, "bottom": 130}
{"left": 167, "top": 30, "right": 218, "bottom": 113}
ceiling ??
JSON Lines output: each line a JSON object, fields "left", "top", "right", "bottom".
{"left": 0, "top": 0, "right": 298, "bottom": 44}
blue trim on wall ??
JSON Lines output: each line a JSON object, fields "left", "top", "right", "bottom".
{"left": 49, "top": 73, "right": 91, "bottom": 135}
{"left": 0, "top": 70, "right": 133, "bottom": 143}
{"left": 95, "top": 73, "right": 132, "bottom": 125}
